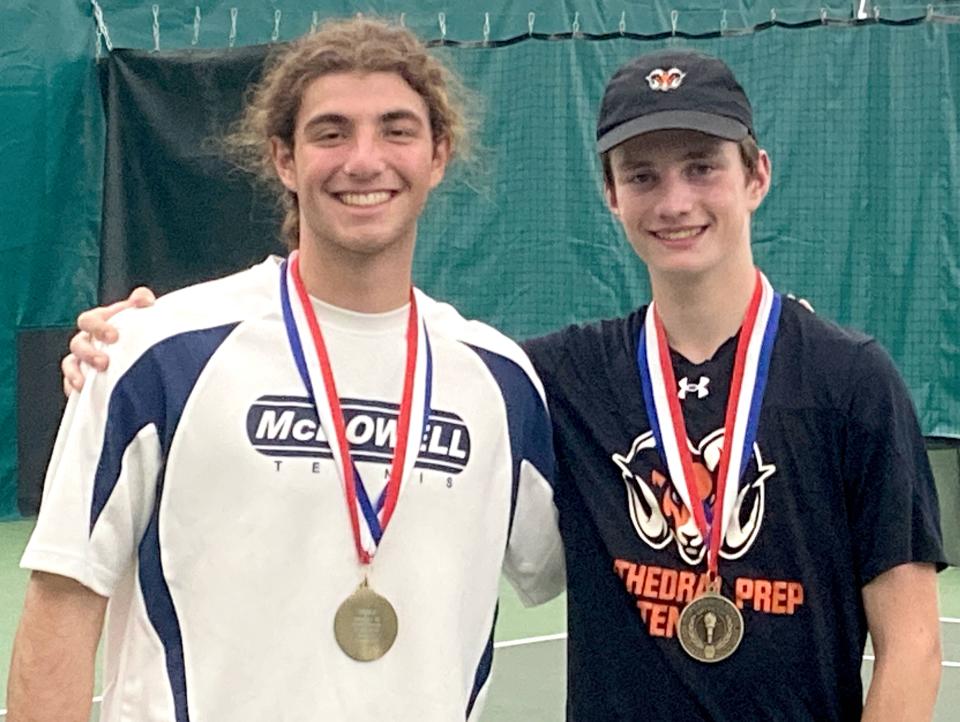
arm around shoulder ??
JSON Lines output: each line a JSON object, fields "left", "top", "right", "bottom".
{"left": 6, "top": 571, "right": 107, "bottom": 722}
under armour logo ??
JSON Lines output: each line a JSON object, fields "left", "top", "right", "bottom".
{"left": 678, "top": 376, "right": 710, "bottom": 400}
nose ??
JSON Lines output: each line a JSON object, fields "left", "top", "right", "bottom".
{"left": 341, "top": 128, "right": 386, "bottom": 179}
{"left": 653, "top": 173, "right": 694, "bottom": 220}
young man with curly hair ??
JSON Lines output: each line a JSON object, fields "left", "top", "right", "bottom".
{"left": 8, "top": 18, "right": 562, "bottom": 722}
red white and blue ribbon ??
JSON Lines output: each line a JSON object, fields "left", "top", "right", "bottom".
{"left": 279, "top": 252, "right": 432, "bottom": 564}
{"left": 637, "top": 270, "right": 781, "bottom": 575}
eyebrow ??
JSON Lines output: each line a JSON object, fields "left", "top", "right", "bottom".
{"left": 302, "top": 110, "right": 425, "bottom": 133}
{"left": 680, "top": 146, "right": 724, "bottom": 161}
{"left": 619, "top": 145, "right": 725, "bottom": 169}
{"left": 302, "top": 114, "right": 350, "bottom": 133}
{"left": 380, "top": 110, "right": 424, "bottom": 126}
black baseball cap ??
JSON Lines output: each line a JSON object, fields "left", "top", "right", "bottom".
{"left": 596, "top": 49, "right": 754, "bottom": 154}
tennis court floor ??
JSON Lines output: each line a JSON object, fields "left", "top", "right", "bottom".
{"left": 0, "top": 521, "right": 957, "bottom": 720}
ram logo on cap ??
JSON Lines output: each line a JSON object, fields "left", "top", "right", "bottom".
{"left": 645, "top": 67, "right": 686, "bottom": 91}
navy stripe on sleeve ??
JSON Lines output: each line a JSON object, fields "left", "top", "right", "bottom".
{"left": 466, "top": 345, "right": 555, "bottom": 528}
{"left": 89, "top": 322, "right": 238, "bottom": 722}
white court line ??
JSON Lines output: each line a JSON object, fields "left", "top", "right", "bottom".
{"left": 4, "top": 636, "right": 958, "bottom": 717}
{"left": 0, "top": 696, "right": 102, "bottom": 717}
{"left": 494, "top": 615, "right": 960, "bottom": 647}
{"left": 863, "top": 654, "right": 960, "bottom": 669}
{"left": 494, "top": 631, "right": 567, "bottom": 649}
{"left": 494, "top": 631, "right": 960, "bottom": 670}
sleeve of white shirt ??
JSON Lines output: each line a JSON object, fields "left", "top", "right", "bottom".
{"left": 502, "top": 455, "right": 565, "bottom": 606}
{"left": 428, "top": 300, "right": 567, "bottom": 606}
{"left": 21, "top": 332, "right": 162, "bottom": 598}
{"left": 499, "top": 357, "right": 565, "bottom": 606}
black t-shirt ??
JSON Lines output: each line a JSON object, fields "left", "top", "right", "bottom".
{"left": 523, "top": 297, "right": 945, "bottom": 722}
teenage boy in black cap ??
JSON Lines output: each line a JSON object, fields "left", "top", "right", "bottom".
{"left": 59, "top": 48, "right": 945, "bottom": 720}
{"left": 523, "top": 49, "right": 945, "bottom": 720}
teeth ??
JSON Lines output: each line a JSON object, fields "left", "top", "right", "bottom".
{"left": 339, "top": 191, "right": 391, "bottom": 207}
{"left": 656, "top": 228, "right": 702, "bottom": 240}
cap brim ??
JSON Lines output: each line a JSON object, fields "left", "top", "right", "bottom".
{"left": 596, "top": 111, "right": 749, "bottom": 153}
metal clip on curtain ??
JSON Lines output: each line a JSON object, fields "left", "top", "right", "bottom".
{"left": 192, "top": 6, "right": 201, "bottom": 45}
{"left": 272, "top": 9, "right": 282, "bottom": 42}
{"left": 228, "top": 7, "right": 238, "bottom": 48}
{"left": 90, "top": 0, "right": 114, "bottom": 56}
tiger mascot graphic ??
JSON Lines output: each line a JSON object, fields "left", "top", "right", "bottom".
{"left": 612, "top": 428, "right": 776, "bottom": 565}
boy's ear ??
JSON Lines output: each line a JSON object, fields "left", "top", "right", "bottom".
{"left": 747, "top": 149, "right": 772, "bottom": 211}
{"left": 605, "top": 181, "right": 621, "bottom": 219}
{"left": 271, "top": 137, "right": 298, "bottom": 193}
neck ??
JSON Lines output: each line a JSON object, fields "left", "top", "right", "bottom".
{"left": 295, "top": 237, "right": 414, "bottom": 314}
{"left": 650, "top": 261, "right": 757, "bottom": 364}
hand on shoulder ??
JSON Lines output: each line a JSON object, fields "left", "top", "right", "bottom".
{"left": 62, "top": 287, "right": 157, "bottom": 397}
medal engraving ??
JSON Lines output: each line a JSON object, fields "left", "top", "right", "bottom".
{"left": 677, "top": 592, "right": 743, "bottom": 663}
{"left": 334, "top": 582, "right": 398, "bottom": 662}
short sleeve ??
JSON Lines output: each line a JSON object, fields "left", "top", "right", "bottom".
{"left": 842, "top": 340, "right": 946, "bottom": 586}
{"left": 503, "top": 457, "right": 565, "bottom": 606}
{"left": 21, "top": 345, "right": 163, "bottom": 597}
{"left": 470, "top": 338, "right": 565, "bottom": 605}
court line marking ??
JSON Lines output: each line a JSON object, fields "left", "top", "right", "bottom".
{"left": 4, "top": 632, "right": 957, "bottom": 717}
{"left": 0, "top": 697, "right": 104, "bottom": 717}
{"left": 495, "top": 631, "right": 960, "bottom": 669}
{"left": 862, "top": 655, "right": 960, "bottom": 669}
{"left": 494, "top": 617, "right": 959, "bottom": 644}
{"left": 494, "top": 631, "right": 567, "bottom": 649}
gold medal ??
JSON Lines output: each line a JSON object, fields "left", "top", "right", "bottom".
{"left": 677, "top": 589, "right": 744, "bottom": 663}
{"left": 334, "top": 579, "right": 398, "bottom": 662}
{"left": 285, "top": 256, "right": 427, "bottom": 663}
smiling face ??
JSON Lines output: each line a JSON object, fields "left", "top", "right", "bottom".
{"left": 271, "top": 71, "right": 449, "bottom": 261}
{"left": 605, "top": 129, "right": 770, "bottom": 284}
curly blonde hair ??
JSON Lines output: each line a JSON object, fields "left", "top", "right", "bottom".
{"left": 225, "top": 16, "right": 471, "bottom": 250}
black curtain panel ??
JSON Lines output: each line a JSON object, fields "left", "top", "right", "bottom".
{"left": 16, "top": 328, "right": 74, "bottom": 516}
{"left": 98, "top": 45, "right": 283, "bottom": 302}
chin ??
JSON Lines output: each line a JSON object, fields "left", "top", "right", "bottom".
{"left": 645, "top": 258, "right": 710, "bottom": 279}
{"left": 337, "top": 232, "right": 408, "bottom": 257}
{"left": 334, "top": 239, "right": 394, "bottom": 257}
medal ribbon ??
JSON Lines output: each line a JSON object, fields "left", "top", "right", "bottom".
{"left": 637, "top": 270, "right": 781, "bottom": 576}
{"left": 279, "top": 252, "right": 432, "bottom": 564}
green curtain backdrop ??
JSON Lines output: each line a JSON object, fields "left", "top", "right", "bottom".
{"left": 1, "top": 1, "right": 104, "bottom": 519}
{"left": 2, "top": 1, "right": 958, "bottom": 518}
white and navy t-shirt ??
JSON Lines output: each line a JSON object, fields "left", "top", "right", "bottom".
{"left": 23, "top": 256, "right": 564, "bottom": 722}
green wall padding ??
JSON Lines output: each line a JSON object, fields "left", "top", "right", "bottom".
{"left": 2, "top": 1, "right": 958, "bottom": 518}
